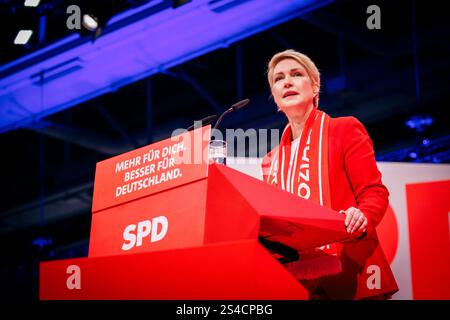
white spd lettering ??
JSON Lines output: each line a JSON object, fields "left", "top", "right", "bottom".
{"left": 121, "top": 216, "right": 168, "bottom": 251}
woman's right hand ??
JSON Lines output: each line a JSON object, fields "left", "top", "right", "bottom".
{"left": 340, "top": 207, "right": 368, "bottom": 237}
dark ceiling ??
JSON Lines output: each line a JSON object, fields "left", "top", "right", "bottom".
{"left": 0, "top": 0, "right": 449, "bottom": 300}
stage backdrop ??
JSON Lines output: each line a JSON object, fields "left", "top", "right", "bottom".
{"left": 227, "top": 158, "right": 450, "bottom": 300}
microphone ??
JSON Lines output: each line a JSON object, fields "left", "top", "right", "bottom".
{"left": 213, "top": 98, "right": 250, "bottom": 130}
{"left": 186, "top": 114, "right": 217, "bottom": 131}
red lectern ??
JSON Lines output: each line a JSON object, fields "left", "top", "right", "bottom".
{"left": 39, "top": 126, "right": 349, "bottom": 300}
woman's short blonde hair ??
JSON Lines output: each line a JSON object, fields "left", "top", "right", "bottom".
{"left": 267, "top": 49, "right": 321, "bottom": 107}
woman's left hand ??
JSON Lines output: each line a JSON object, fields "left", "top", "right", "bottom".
{"left": 340, "top": 207, "right": 368, "bottom": 235}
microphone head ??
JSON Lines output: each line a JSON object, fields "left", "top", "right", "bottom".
{"left": 202, "top": 114, "right": 218, "bottom": 125}
{"left": 230, "top": 98, "right": 250, "bottom": 111}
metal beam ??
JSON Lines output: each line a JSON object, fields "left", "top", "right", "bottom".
{"left": 94, "top": 103, "right": 140, "bottom": 149}
{"left": 163, "top": 68, "right": 224, "bottom": 114}
{"left": 145, "top": 77, "right": 153, "bottom": 145}
{"left": 0, "top": 0, "right": 334, "bottom": 133}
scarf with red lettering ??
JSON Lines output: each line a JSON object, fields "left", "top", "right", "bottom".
{"left": 263, "top": 107, "right": 336, "bottom": 255}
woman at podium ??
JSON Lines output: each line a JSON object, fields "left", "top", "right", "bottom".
{"left": 261, "top": 49, "right": 398, "bottom": 300}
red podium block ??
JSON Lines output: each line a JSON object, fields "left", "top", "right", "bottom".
{"left": 40, "top": 126, "right": 350, "bottom": 300}
{"left": 40, "top": 240, "right": 309, "bottom": 300}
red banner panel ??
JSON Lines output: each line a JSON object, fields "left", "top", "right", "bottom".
{"left": 407, "top": 180, "right": 450, "bottom": 300}
{"left": 89, "top": 179, "right": 209, "bottom": 257}
{"left": 92, "top": 126, "right": 210, "bottom": 212}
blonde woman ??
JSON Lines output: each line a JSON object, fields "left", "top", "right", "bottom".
{"left": 261, "top": 49, "right": 398, "bottom": 300}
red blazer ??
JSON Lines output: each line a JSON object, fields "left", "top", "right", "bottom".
{"left": 262, "top": 116, "right": 399, "bottom": 299}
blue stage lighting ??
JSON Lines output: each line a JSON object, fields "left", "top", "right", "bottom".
{"left": 409, "top": 152, "right": 418, "bottom": 159}
{"left": 405, "top": 115, "right": 434, "bottom": 132}
{"left": 0, "top": 0, "right": 334, "bottom": 133}
{"left": 32, "top": 236, "right": 53, "bottom": 249}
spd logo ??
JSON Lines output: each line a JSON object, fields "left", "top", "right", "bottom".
{"left": 122, "top": 216, "right": 168, "bottom": 251}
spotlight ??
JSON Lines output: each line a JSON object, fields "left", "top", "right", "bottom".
{"left": 24, "top": 0, "right": 41, "bottom": 7}
{"left": 10, "top": 1, "right": 41, "bottom": 46}
{"left": 77, "top": 0, "right": 119, "bottom": 41}
{"left": 82, "top": 14, "right": 99, "bottom": 32}
{"left": 14, "top": 30, "right": 33, "bottom": 45}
